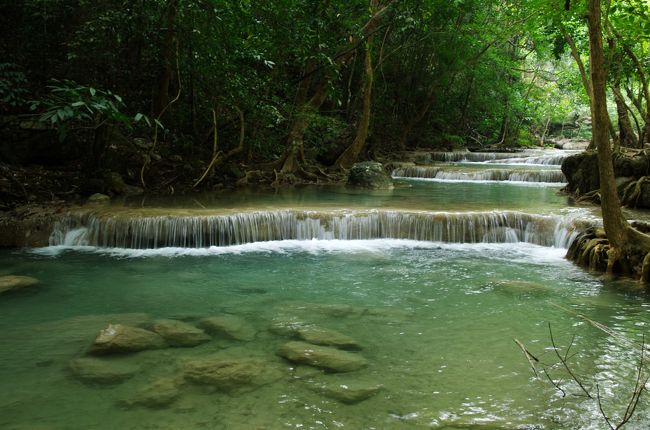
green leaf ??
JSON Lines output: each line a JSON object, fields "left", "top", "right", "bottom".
{"left": 134, "top": 113, "right": 143, "bottom": 122}
{"left": 89, "top": 87, "right": 96, "bottom": 97}
{"left": 71, "top": 101, "right": 85, "bottom": 107}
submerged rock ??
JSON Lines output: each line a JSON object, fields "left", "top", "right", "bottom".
{"left": 69, "top": 357, "right": 139, "bottom": 385}
{"left": 0, "top": 275, "right": 39, "bottom": 294}
{"left": 297, "top": 327, "right": 361, "bottom": 350}
{"left": 150, "top": 319, "right": 210, "bottom": 347}
{"left": 121, "top": 377, "right": 181, "bottom": 408}
{"left": 198, "top": 315, "right": 256, "bottom": 341}
{"left": 88, "top": 324, "right": 166, "bottom": 355}
{"left": 347, "top": 161, "right": 394, "bottom": 189}
{"left": 183, "top": 356, "right": 283, "bottom": 391}
{"left": 312, "top": 381, "right": 382, "bottom": 404}
{"left": 278, "top": 341, "right": 368, "bottom": 372}
{"left": 269, "top": 316, "right": 309, "bottom": 336}
{"left": 490, "top": 280, "right": 551, "bottom": 296}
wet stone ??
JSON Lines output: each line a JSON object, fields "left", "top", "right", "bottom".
{"left": 198, "top": 315, "right": 256, "bottom": 341}
{"left": 88, "top": 324, "right": 166, "bottom": 355}
{"left": 269, "top": 316, "right": 308, "bottom": 336}
{"left": 68, "top": 357, "right": 139, "bottom": 385}
{"left": 183, "top": 356, "right": 283, "bottom": 391}
{"left": 278, "top": 341, "right": 368, "bottom": 373}
{"left": 150, "top": 319, "right": 210, "bottom": 347}
{"left": 0, "top": 275, "right": 39, "bottom": 294}
{"left": 490, "top": 280, "right": 551, "bottom": 296}
{"left": 297, "top": 326, "right": 361, "bottom": 350}
{"left": 121, "top": 377, "right": 181, "bottom": 408}
{"left": 312, "top": 381, "right": 383, "bottom": 404}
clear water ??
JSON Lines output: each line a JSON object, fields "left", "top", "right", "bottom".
{"left": 2, "top": 154, "right": 650, "bottom": 430}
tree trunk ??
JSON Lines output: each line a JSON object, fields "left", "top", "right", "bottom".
{"left": 334, "top": 2, "right": 377, "bottom": 170}
{"left": 612, "top": 82, "right": 638, "bottom": 148}
{"left": 279, "top": 1, "right": 390, "bottom": 174}
{"left": 154, "top": 0, "right": 178, "bottom": 117}
{"left": 588, "top": 0, "right": 630, "bottom": 251}
{"left": 280, "top": 81, "right": 328, "bottom": 173}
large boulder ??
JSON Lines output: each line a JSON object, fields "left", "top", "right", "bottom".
{"left": 561, "top": 151, "right": 599, "bottom": 195}
{"left": 150, "top": 319, "right": 210, "bottom": 347}
{"left": 0, "top": 275, "right": 39, "bottom": 294}
{"left": 183, "top": 356, "right": 283, "bottom": 391}
{"left": 88, "top": 324, "right": 166, "bottom": 355}
{"left": 198, "top": 315, "right": 256, "bottom": 341}
{"left": 69, "top": 357, "right": 139, "bottom": 385}
{"left": 278, "top": 341, "right": 368, "bottom": 372}
{"left": 347, "top": 162, "right": 393, "bottom": 189}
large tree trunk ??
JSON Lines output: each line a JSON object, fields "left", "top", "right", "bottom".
{"left": 334, "top": 1, "right": 377, "bottom": 170}
{"left": 588, "top": 0, "right": 629, "bottom": 250}
{"left": 587, "top": 0, "right": 650, "bottom": 276}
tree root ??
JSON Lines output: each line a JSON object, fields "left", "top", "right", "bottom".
{"left": 577, "top": 189, "right": 601, "bottom": 204}
{"left": 622, "top": 176, "right": 650, "bottom": 208}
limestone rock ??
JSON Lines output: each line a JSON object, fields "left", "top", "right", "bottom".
{"left": 0, "top": 275, "right": 39, "bottom": 294}
{"left": 297, "top": 327, "right": 361, "bottom": 350}
{"left": 183, "top": 357, "right": 282, "bottom": 391}
{"left": 69, "top": 357, "right": 139, "bottom": 384}
{"left": 122, "top": 377, "right": 181, "bottom": 408}
{"left": 88, "top": 324, "right": 166, "bottom": 355}
{"left": 490, "top": 280, "right": 551, "bottom": 296}
{"left": 347, "top": 161, "right": 394, "bottom": 189}
{"left": 198, "top": 315, "right": 256, "bottom": 341}
{"left": 269, "top": 316, "right": 308, "bottom": 336}
{"left": 150, "top": 319, "right": 210, "bottom": 347}
{"left": 278, "top": 341, "right": 368, "bottom": 372}
{"left": 313, "top": 381, "right": 382, "bottom": 404}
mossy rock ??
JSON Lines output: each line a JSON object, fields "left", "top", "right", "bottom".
{"left": 347, "top": 162, "right": 394, "bottom": 189}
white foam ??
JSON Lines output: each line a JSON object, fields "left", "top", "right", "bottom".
{"left": 31, "top": 238, "right": 569, "bottom": 262}
{"left": 394, "top": 177, "right": 566, "bottom": 187}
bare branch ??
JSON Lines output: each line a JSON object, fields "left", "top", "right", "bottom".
{"left": 549, "top": 323, "right": 593, "bottom": 399}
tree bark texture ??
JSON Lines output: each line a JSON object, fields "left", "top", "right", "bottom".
{"left": 587, "top": 0, "right": 635, "bottom": 253}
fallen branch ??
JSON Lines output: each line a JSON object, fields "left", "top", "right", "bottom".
{"left": 513, "top": 338, "right": 540, "bottom": 379}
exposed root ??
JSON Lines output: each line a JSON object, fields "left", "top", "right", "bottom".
{"left": 577, "top": 189, "right": 601, "bottom": 204}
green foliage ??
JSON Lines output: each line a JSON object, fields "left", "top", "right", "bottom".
{"left": 304, "top": 113, "right": 348, "bottom": 160}
{"left": 0, "top": 63, "right": 29, "bottom": 112}
{"left": 29, "top": 79, "right": 136, "bottom": 141}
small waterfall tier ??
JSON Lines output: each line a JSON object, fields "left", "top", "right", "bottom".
{"left": 392, "top": 166, "right": 566, "bottom": 183}
{"left": 430, "top": 149, "right": 579, "bottom": 165}
{"left": 49, "top": 209, "right": 588, "bottom": 249}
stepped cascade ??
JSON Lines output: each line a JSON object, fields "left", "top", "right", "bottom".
{"left": 50, "top": 209, "right": 586, "bottom": 250}
{"left": 392, "top": 166, "right": 566, "bottom": 183}
{"left": 430, "top": 149, "right": 580, "bottom": 165}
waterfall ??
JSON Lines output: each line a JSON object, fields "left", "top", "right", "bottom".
{"left": 49, "top": 209, "right": 586, "bottom": 250}
{"left": 430, "top": 150, "right": 578, "bottom": 165}
{"left": 392, "top": 166, "right": 566, "bottom": 183}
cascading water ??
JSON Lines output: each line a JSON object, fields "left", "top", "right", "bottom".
{"left": 430, "top": 149, "right": 579, "bottom": 165}
{"left": 49, "top": 209, "right": 586, "bottom": 249}
{"left": 392, "top": 166, "right": 566, "bottom": 183}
